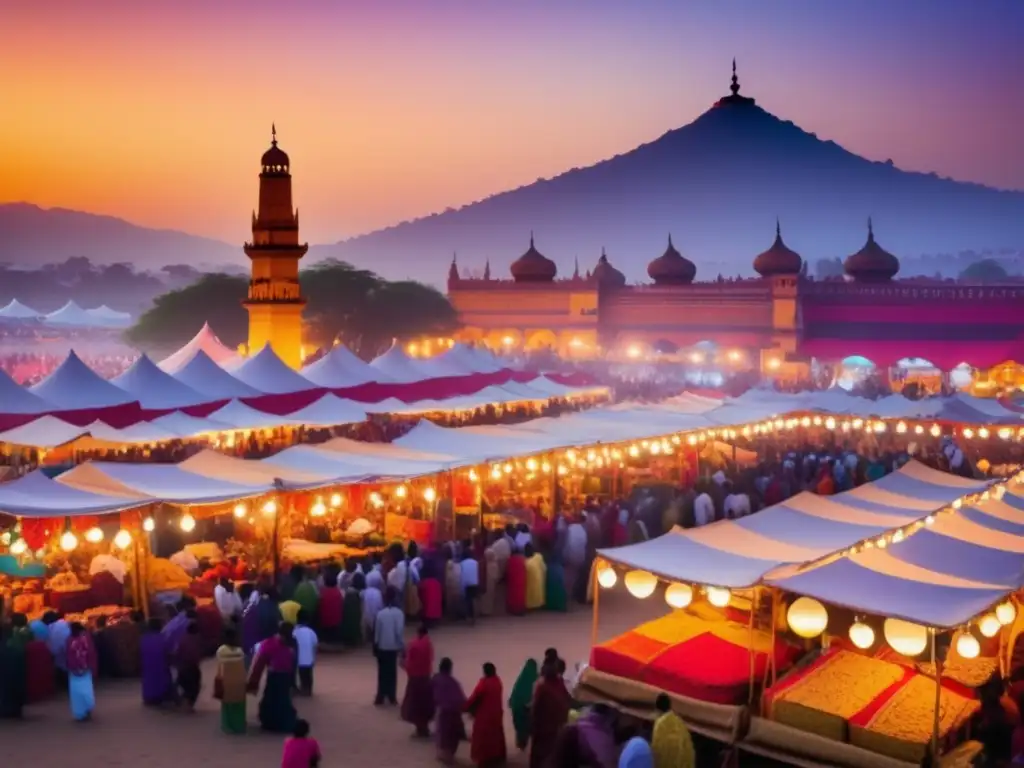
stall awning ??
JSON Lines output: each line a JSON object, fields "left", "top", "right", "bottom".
{"left": 0, "top": 470, "right": 146, "bottom": 517}
{"left": 57, "top": 462, "right": 271, "bottom": 505}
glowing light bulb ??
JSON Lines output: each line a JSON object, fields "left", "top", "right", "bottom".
{"left": 143, "top": 517, "right": 155, "bottom": 532}
{"left": 490, "top": 468, "right": 502, "bottom": 480}
{"left": 597, "top": 566, "right": 617, "bottom": 589}
{"left": 84, "top": 527, "right": 104, "bottom": 544}
{"left": 330, "top": 493, "right": 342, "bottom": 507}
{"left": 526, "top": 458, "right": 538, "bottom": 471}
{"left": 395, "top": 485, "right": 408, "bottom": 499}
{"left": 310, "top": 499, "right": 327, "bottom": 517}
{"left": 9, "top": 539, "right": 27, "bottom": 556}
{"left": 369, "top": 492, "right": 383, "bottom": 507}
{"left": 179, "top": 514, "right": 196, "bottom": 533}
{"left": 60, "top": 531, "right": 79, "bottom": 552}
{"left": 541, "top": 462, "right": 551, "bottom": 474}
{"left": 468, "top": 469, "right": 479, "bottom": 482}
{"left": 503, "top": 463, "right": 512, "bottom": 474}
{"left": 423, "top": 487, "right": 437, "bottom": 503}
{"left": 825, "top": 417, "right": 836, "bottom": 430}
{"left": 262, "top": 500, "right": 277, "bottom": 516}
{"left": 979, "top": 614, "right": 1001, "bottom": 638}
{"left": 233, "top": 503, "right": 247, "bottom": 519}
{"left": 849, "top": 621, "right": 875, "bottom": 650}
{"left": 113, "top": 529, "right": 132, "bottom": 549}
{"left": 706, "top": 587, "right": 731, "bottom": 608}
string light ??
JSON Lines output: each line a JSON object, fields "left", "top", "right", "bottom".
{"left": 330, "top": 493, "right": 342, "bottom": 507}
{"left": 113, "top": 530, "right": 132, "bottom": 549}
{"left": 310, "top": 499, "right": 327, "bottom": 517}
{"left": 395, "top": 485, "right": 408, "bottom": 499}
{"left": 9, "top": 539, "right": 27, "bottom": 556}
{"left": 262, "top": 500, "right": 277, "bottom": 516}
{"left": 423, "top": 487, "right": 437, "bottom": 503}
{"left": 179, "top": 514, "right": 196, "bottom": 533}
{"left": 233, "top": 503, "right": 247, "bottom": 519}
{"left": 143, "top": 517, "right": 155, "bottom": 532}
{"left": 85, "top": 527, "right": 104, "bottom": 543}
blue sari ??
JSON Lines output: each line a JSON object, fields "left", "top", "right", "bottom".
{"left": 69, "top": 671, "right": 95, "bottom": 720}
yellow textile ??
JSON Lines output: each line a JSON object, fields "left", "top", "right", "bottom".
{"left": 652, "top": 711, "right": 695, "bottom": 768}
{"left": 525, "top": 554, "right": 546, "bottom": 609}
{"left": 279, "top": 600, "right": 301, "bottom": 626}
{"left": 633, "top": 612, "right": 706, "bottom": 645}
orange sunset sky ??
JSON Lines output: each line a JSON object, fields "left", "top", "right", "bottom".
{"left": 4, "top": 1, "right": 1023, "bottom": 245}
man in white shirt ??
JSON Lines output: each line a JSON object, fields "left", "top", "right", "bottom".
{"left": 373, "top": 588, "right": 405, "bottom": 706}
{"left": 213, "top": 578, "right": 243, "bottom": 623}
{"left": 693, "top": 491, "right": 715, "bottom": 527}
{"left": 723, "top": 490, "right": 751, "bottom": 519}
{"left": 460, "top": 552, "right": 480, "bottom": 625}
{"left": 514, "top": 524, "right": 532, "bottom": 553}
{"left": 293, "top": 611, "right": 318, "bottom": 696}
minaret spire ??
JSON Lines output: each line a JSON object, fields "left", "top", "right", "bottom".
{"left": 867, "top": 216, "right": 874, "bottom": 242}
{"left": 775, "top": 217, "right": 782, "bottom": 240}
{"left": 271, "top": 123, "right": 277, "bottom": 146}
{"left": 730, "top": 59, "right": 740, "bottom": 96}
{"left": 483, "top": 259, "right": 491, "bottom": 280}
{"left": 573, "top": 256, "right": 580, "bottom": 280}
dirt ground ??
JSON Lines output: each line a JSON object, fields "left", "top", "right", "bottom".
{"left": 4, "top": 591, "right": 675, "bottom": 766}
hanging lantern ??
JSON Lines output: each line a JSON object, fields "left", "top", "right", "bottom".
{"left": 423, "top": 487, "right": 437, "bottom": 503}
{"left": 330, "top": 493, "right": 342, "bottom": 507}
{"left": 996, "top": 601, "right": 1017, "bottom": 626}
{"left": 262, "top": 500, "right": 277, "bottom": 516}
{"left": 706, "top": 586, "right": 731, "bottom": 608}
{"left": 395, "top": 485, "right": 408, "bottom": 498}
{"left": 665, "top": 583, "right": 693, "bottom": 609}
{"left": 849, "top": 621, "right": 875, "bottom": 650}
{"left": 60, "top": 531, "right": 79, "bottom": 552}
{"left": 113, "top": 530, "right": 132, "bottom": 550}
{"left": 179, "top": 514, "right": 196, "bottom": 533}
{"left": 142, "top": 517, "right": 155, "bottom": 532}
{"left": 233, "top": 503, "right": 247, "bottom": 518}
{"left": 9, "top": 538, "right": 27, "bottom": 556}
{"left": 623, "top": 570, "right": 658, "bottom": 599}
{"left": 955, "top": 632, "right": 980, "bottom": 660}
{"left": 85, "top": 527, "right": 104, "bottom": 544}
{"left": 979, "top": 614, "right": 1001, "bottom": 638}
{"left": 883, "top": 618, "right": 928, "bottom": 656}
{"left": 526, "top": 458, "right": 538, "bottom": 471}
{"left": 787, "top": 597, "right": 829, "bottom": 639}
{"left": 597, "top": 565, "right": 618, "bottom": 589}
{"left": 310, "top": 499, "right": 327, "bottom": 517}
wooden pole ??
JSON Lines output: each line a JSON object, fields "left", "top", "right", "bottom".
{"left": 748, "top": 587, "right": 758, "bottom": 705}
{"left": 590, "top": 561, "right": 600, "bottom": 648}
{"left": 931, "top": 630, "right": 942, "bottom": 763}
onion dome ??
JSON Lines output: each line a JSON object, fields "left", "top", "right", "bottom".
{"left": 844, "top": 218, "right": 900, "bottom": 282}
{"left": 260, "top": 124, "right": 290, "bottom": 171}
{"left": 753, "top": 219, "right": 803, "bottom": 276}
{"left": 647, "top": 234, "right": 696, "bottom": 285}
{"left": 510, "top": 234, "right": 557, "bottom": 282}
{"left": 593, "top": 248, "right": 626, "bottom": 288}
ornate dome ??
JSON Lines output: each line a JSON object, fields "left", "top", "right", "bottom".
{"left": 510, "top": 234, "right": 557, "bottom": 282}
{"left": 593, "top": 248, "right": 626, "bottom": 288}
{"left": 647, "top": 235, "right": 696, "bottom": 285}
{"left": 261, "top": 124, "right": 290, "bottom": 171}
{"left": 844, "top": 219, "right": 900, "bottom": 281}
{"left": 753, "top": 220, "right": 803, "bottom": 276}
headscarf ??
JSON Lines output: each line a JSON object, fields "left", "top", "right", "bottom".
{"left": 508, "top": 658, "right": 539, "bottom": 714}
{"left": 618, "top": 737, "right": 654, "bottom": 768}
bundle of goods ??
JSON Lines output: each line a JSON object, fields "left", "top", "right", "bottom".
{"left": 849, "top": 674, "right": 979, "bottom": 763}
{"left": 64, "top": 605, "right": 132, "bottom": 631}
{"left": 768, "top": 649, "right": 909, "bottom": 742}
{"left": 47, "top": 570, "right": 94, "bottom": 613}
{"left": 6, "top": 578, "right": 46, "bottom": 619}
{"left": 916, "top": 654, "right": 999, "bottom": 689}
{"left": 146, "top": 557, "right": 192, "bottom": 593}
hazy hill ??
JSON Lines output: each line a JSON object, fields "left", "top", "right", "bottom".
{"left": 312, "top": 95, "right": 1024, "bottom": 285}
{"left": 0, "top": 203, "right": 240, "bottom": 271}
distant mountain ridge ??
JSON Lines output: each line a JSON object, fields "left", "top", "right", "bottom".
{"left": 311, "top": 83, "right": 1024, "bottom": 286}
{"left": 0, "top": 203, "right": 240, "bottom": 271}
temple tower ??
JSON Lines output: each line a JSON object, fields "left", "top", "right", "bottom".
{"left": 243, "top": 125, "right": 308, "bottom": 369}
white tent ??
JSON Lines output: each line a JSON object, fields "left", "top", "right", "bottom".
{"left": 171, "top": 350, "right": 262, "bottom": 400}
{"left": 227, "top": 344, "right": 319, "bottom": 394}
{"left": 284, "top": 394, "right": 368, "bottom": 428}
{"left": 0, "top": 415, "right": 88, "bottom": 448}
{"left": 0, "top": 470, "right": 145, "bottom": 517}
{"left": 29, "top": 351, "right": 137, "bottom": 409}
{"left": 159, "top": 323, "right": 241, "bottom": 373}
{"left": 84, "top": 420, "right": 182, "bottom": 445}
{"left": 0, "top": 299, "right": 41, "bottom": 320}
{"left": 206, "top": 399, "right": 298, "bottom": 430}
{"left": 369, "top": 342, "right": 432, "bottom": 383}
{"left": 58, "top": 461, "right": 271, "bottom": 505}
{"left": 84, "top": 305, "right": 132, "bottom": 328}
{"left": 110, "top": 355, "right": 210, "bottom": 409}
{"left": 435, "top": 343, "right": 505, "bottom": 375}
{"left": 301, "top": 345, "right": 385, "bottom": 388}
{"left": 0, "top": 368, "right": 55, "bottom": 414}
{"left": 43, "top": 300, "right": 99, "bottom": 327}
{"left": 149, "top": 411, "right": 232, "bottom": 438}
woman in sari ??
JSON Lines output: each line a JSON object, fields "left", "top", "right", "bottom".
{"left": 524, "top": 544, "right": 546, "bottom": 611}
{"left": 530, "top": 665, "right": 571, "bottom": 767}
{"left": 509, "top": 658, "right": 539, "bottom": 751}
{"left": 248, "top": 622, "right": 297, "bottom": 733}
{"left": 215, "top": 628, "right": 247, "bottom": 734}
{"left": 141, "top": 617, "right": 173, "bottom": 706}
{"left": 341, "top": 571, "right": 364, "bottom": 647}
{"left": 67, "top": 622, "right": 96, "bottom": 722}
{"left": 506, "top": 548, "right": 527, "bottom": 616}
{"left": 465, "top": 662, "right": 507, "bottom": 767}
{"left": 445, "top": 554, "right": 463, "bottom": 620}
{"left": 432, "top": 657, "right": 467, "bottom": 765}
{"left": 317, "top": 571, "right": 343, "bottom": 644}
{"left": 174, "top": 621, "right": 203, "bottom": 711}
{"left": 418, "top": 552, "right": 443, "bottom": 627}
{"left": 401, "top": 625, "right": 435, "bottom": 738}
{"left": 577, "top": 704, "right": 619, "bottom": 768}
{"left": 544, "top": 550, "right": 568, "bottom": 612}
{"left": 293, "top": 573, "right": 319, "bottom": 628}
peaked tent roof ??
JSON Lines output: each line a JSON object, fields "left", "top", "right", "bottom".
{"left": 301, "top": 345, "right": 387, "bottom": 388}
{"left": 58, "top": 461, "right": 270, "bottom": 505}
{"left": 0, "top": 368, "right": 55, "bottom": 414}
{"left": 0, "top": 415, "right": 89, "bottom": 448}
{"left": 170, "top": 350, "right": 263, "bottom": 400}
{"left": 227, "top": 344, "right": 319, "bottom": 394}
{"left": 43, "top": 300, "right": 99, "bottom": 327}
{"left": 83, "top": 305, "right": 132, "bottom": 328}
{"left": 29, "top": 351, "right": 137, "bottom": 409}
{"left": 0, "top": 299, "right": 41, "bottom": 319}
{"left": 159, "top": 323, "right": 240, "bottom": 373}
{"left": 110, "top": 354, "right": 209, "bottom": 409}
{"left": 0, "top": 469, "right": 145, "bottom": 517}
{"left": 206, "top": 399, "right": 297, "bottom": 430}
{"left": 283, "top": 394, "right": 368, "bottom": 428}
{"left": 369, "top": 342, "right": 432, "bottom": 383}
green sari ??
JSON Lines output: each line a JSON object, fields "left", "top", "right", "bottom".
{"left": 293, "top": 581, "right": 319, "bottom": 625}
{"left": 508, "top": 658, "right": 539, "bottom": 749}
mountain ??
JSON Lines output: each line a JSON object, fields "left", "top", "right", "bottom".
{"left": 312, "top": 86, "right": 1024, "bottom": 286}
{"left": 0, "top": 203, "right": 241, "bottom": 271}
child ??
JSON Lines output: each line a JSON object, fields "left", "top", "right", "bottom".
{"left": 293, "top": 611, "right": 318, "bottom": 696}
{"left": 282, "top": 718, "right": 321, "bottom": 768}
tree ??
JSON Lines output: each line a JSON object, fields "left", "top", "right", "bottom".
{"left": 959, "top": 258, "right": 1009, "bottom": 283}
{"left": 125, "top": 262, "right": 460, "bottom": 358}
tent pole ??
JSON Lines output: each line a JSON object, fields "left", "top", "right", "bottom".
{"left": 748, "top": 587, "right": 758, "bottom": 705}
{"left": 931, "top": 630, "right": 941, "bottom": 763}
{"left": 590, "top": 562, "right": 600, "bottom": 648}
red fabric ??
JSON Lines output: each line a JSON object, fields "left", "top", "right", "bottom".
{"left": 505, "top": 554, "right": 527, "bottom": 615}
{"left": 419, "top": 578, "right": 443, "bottom": 621}
{"left": 50, "top": 588, "right": 95, "bottom": 615}
{"left": 25, "top": 639, "right": 55, "bottom": 702}
{"left": 589, "top": 631, "right": 670, "bottom": 682}
{"left": 799, "top": 338, "right": 1021, "bottom": 370}
{"left": 89, "top": 570, "right": 124, "bottom": 607}
{"left": 317, "top": 587, "right": 343, "bottom": 629}
{"left": 404, "top": 635, "right": 434, "bottom": 678}
{"left": 465, "top": 675, "right": 507, "bottom": 765}
{"left": 20, "top": 518, "right": 56, "bottom": 551}
{"left": 641, "top": 632, "right": 797, "bottom": 706}
{"left": 804, "top": 300, "right": 1024, "bottom": 326}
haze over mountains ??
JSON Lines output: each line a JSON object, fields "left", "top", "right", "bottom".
{"left": 4, "top": 86, "right": 1024, "bottom": 286}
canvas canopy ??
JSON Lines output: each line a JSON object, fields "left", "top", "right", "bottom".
{"left": 84, "top": 305, "right": 132, "bottom": 328}
{"left": 283, "top": 394, "right": 367, "bottom": 428}
{"left": 598, "top": 462, "right": 989, "bottom": 590}
{"left": 159, "top": 323, "right": 240, "bottom": 373}
{"left": 0, "top": 368, "right": 54, "bottom": 415}
{"left": 110, "top": 355, "right": 209, "bottom": 409}
{"left": 369, "top": 342, "right": 433, "bottom": 383}
{"left": 0, "top": 416, "right": 89, "bottom": 448}
{"left": 58, "top": 461, "right": 271, "bottom": 505}
{"left": 0, "top": 299, "right": 40, "bottom": 319}
{"left": 43, "top": 300, "right": 98, "bottom": 327}
{"left": 29, "top": 351, "right": 137, "bottom": 409}
{"left": 301, "top": 345, "right": 384, "bottom": 388}
{"left": 0, "top": 470, "right": 145, "bottom": 517}
{"left": 206, "top": 400, "right": 298, "bottom": 430}
{"left": 170, "top": 350, "right": 262, "bottom": 400}
{"left": 228, "top": 344, "right": 319, "bottom": 394}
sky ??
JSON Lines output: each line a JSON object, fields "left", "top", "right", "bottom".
{"left": 4, "top": 0, "right": 1023, "bottom": 245}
